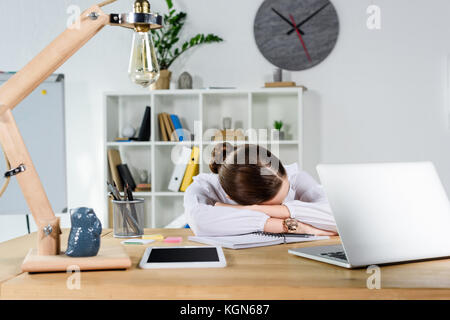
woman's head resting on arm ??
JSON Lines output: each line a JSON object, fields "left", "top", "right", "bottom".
{"left": 209, "top": 142, "right": 289, "bottom": 205}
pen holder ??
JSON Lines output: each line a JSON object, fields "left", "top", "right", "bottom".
{"left": 112, "top": 199, "right": 145, "bottom": 238}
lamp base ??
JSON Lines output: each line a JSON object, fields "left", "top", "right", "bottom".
{"left": 21, "top": 245, "right": 131, "bottom": 273}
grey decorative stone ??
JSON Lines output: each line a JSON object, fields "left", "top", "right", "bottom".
{"left": 178, "top": 72, "right": 193, "bottom": 89}
{"left": 66, "top": 207, "right": 102, "bottom": 257}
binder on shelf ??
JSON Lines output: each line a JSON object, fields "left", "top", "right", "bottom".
{"left": 137, "top": 106, "right": 151, "bottom": 141}
{"left": 170, "top": 114, "right": 184, "bottom": 142}
{"left": 117, "top": 164, "right": 137, "bottom": 191}
{"left": 107, "top": 149, "right": 123, "bottom": 192}
{"left": 158, "top": 113, "right": 169, "bottom": 142}
{"left": 168, "top": 146, "right": 193, "bottom": 192}
{"left": 180, "top": 146, "right": 200, "bottom": 192}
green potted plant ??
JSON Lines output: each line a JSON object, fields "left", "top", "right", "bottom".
{"left": 150, "top": 0, "right": 223, "bottom": 89}
{"left": 273, "top": 120, "right": 285, "bottom": 140}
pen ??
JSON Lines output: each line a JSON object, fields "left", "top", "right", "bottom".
{"left": 112, "top": 181, "right": 124, "bottom": 200}
{"left": 283, "top": 233, "right": 315, "bottom": 237}
{"left": 107, "top": 182, "right": 121, "bottom": 201}
{"left": 127, "top": 183, "right": 134, "bottom": 201}
{"left": 124, "top": 183, "right": 129, "bottom": 201}
{"left": 126, "top": 183, "right": 134, "bottom": 201}
{"left": 125, "top": 183, "right": 140, "bottom": 232}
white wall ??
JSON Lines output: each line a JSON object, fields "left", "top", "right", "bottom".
{"left": 1, "top": 0, "right": 449, "bottom": 229}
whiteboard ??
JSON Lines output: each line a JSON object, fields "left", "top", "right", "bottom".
{"left": 0, "top": 73, "right": 67, "bottom": 215}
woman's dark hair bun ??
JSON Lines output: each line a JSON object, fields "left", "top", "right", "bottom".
{"left": 209, "top": 142, "right": 235, "bottom": 174}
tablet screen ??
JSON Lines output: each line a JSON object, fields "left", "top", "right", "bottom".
{"left": 147, "top": 247, "right": 220, "bottom": 263}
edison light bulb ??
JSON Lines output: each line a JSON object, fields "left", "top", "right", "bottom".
{"left": 128, "top": 31, "right": 160, "bottom": 87}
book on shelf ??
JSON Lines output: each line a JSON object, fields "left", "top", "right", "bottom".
{"left": 161, "top": 113, "right": 177, "bottom": 141}
{"left": 180, "top": 146, "right": 200, "bottom": 192}
{"left": 170, "top": 114, "right": 185, "bottom": 142}
{"left": 159, "top": 112, "right": 186, "bottom": 142}
{"left": 117, "top": 164, "right": 137, "bottom": 191}
{"left": 135, "top": 183, "right": 151, "bottom": 192}
{"left": 265, "top": 81, "right": 296, "bottom": 88}
{"left": 168, "top": 146, "right": 192, "bottom": 192}
{"left": 158, "top": 113, "right": 169, "bottom": 142}
{"left": 167, "top": 113, "right": 177, "bottom": 141}
{"left": 107, "top": 149, "right": 124, "bottom": 192}
{"left": 264, "top": 82, "right": 308, "bottom": 90}
{"left": 137, "top": 106, "right": 151, "bottom": 142}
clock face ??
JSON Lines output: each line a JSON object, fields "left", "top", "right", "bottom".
{"left": 254, "top": 0, "right": 339, "bottom": 71}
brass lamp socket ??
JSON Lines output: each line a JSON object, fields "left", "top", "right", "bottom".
{"left": 134, "top": 0, "right": 151, "bottom": 32}
{"left": 134, "top": 0, "right": 151, "bottom": 14}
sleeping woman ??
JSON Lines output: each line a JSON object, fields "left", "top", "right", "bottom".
{"left": 184, "top": 143, "right": 337, "bottom": 237}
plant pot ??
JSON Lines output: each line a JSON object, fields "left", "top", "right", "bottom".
{"left": 271, "top": 129, "right": 285, "bottom": 141}
{"left": 151, "top": 69, "right": 172, "bottom": 90}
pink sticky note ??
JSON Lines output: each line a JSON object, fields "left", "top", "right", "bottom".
{"left": 164, "top": 237, "right": 183, "bottom": 243}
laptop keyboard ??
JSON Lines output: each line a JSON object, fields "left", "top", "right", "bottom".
{"left": 320, "top": 251, "right": 348, "bottom": 261}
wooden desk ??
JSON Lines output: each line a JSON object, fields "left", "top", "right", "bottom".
{"left": 1, "top": 229, "right": 450, "bottom": 299}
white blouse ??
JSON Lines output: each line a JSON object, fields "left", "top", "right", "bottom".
{"left": 183, "top": 163, "right": 337, "bottom": 236}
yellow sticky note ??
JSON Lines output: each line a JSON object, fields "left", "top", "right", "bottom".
{"left": 142, "top": 234, "right": 164, "bottom": 240}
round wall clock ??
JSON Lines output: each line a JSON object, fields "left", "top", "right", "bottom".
{"left": 254, "top": 0, "right": 339, "bottom": 71}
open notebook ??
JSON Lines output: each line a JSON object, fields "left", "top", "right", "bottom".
{"left": 188, "top": 232, "right": 329, "bottom": 250}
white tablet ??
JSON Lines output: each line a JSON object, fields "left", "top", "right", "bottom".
{"left": 139, "top": 246, "right": 227, "bottom": 269}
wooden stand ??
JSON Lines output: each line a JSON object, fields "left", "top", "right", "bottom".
{"left": 22, "top": 246, "right": 131, "bottom": 273}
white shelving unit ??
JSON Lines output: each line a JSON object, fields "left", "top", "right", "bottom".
{"left": 103, "top": 88, "right": 304, "bottom": 228}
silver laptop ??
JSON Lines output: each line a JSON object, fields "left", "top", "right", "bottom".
{"left": 288, "top": 162, "right": 450, "bottom": 268}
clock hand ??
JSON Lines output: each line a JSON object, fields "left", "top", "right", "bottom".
{"left": 287, "top": 2, "right": 330, "bottom": 35}
{"left": 289, "top": 14, "right": 312, "bottom": 63}
{"left": 271, "top": 7, "right": 305, "bottom": 35}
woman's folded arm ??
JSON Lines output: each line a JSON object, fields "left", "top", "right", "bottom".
{"left": 284, "top": 200, "right": 337, "bottom": 232}
{"left": 184, "top": 182, "right": 270, "bottom": 236}
{"left": 283, "top": 170, "right": 337, "bottom": 232}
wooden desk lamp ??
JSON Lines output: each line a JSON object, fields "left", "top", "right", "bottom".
{"left": 0, "top": 0, "right": 162, "bottom": 271}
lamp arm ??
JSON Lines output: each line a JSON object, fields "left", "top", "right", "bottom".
{"left": 98, "top": 0, "right": 118, "bottom": 7}
{"left": 0, "top": 3, "right": 111, "bottom": 256}
{"left": 0, "top": 143, "right": 11, "bottom": 198}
